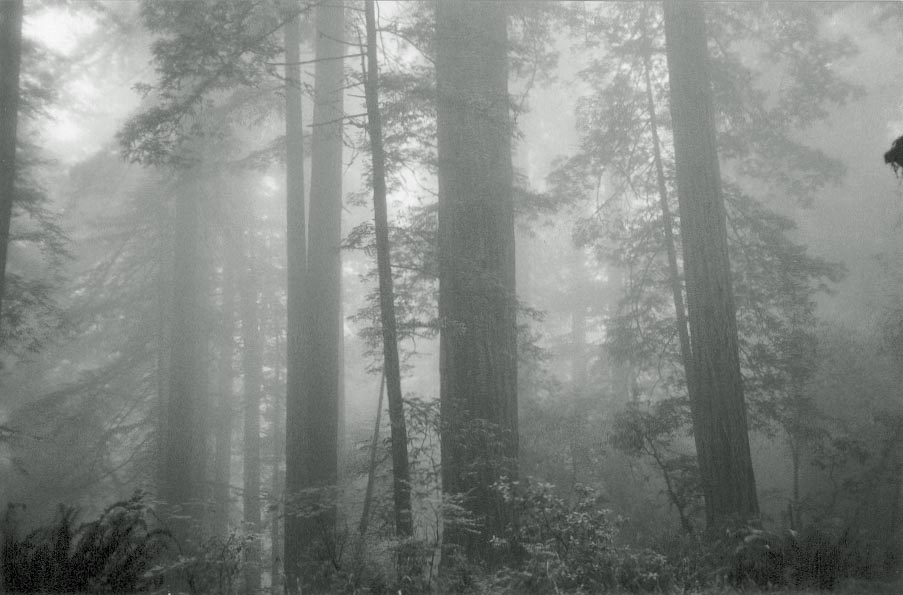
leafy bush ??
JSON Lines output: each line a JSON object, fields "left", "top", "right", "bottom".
{"left": 478, "top": 481, "right": 886, "bottom": 594}
{"left": 484, "top": 481, "right": 671, "bottom": 594}
{"left": 143, "top": 528, "right": 251, "bottom": 595}
{"left": 727, "top": 522, "right": 880, "bottom": 591}
{"left": 1, "top": 491, "right": 167, "bottom": 593}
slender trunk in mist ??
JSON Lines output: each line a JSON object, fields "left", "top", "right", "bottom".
{"left": 569, "top": 277, "right": 586, "bottom": 496}
{"left": 282, "top": 4, "right": 308, "bottom": 591}
{"left": 364, "top": 0, "right": 413, "bottom": 540}
{"left": 571, "top": 308, "right": 587, "bottom": 387}
{"left": 155, "top": 224, "right": 173, "bottom": 492}
{"left": 0, "top": 0, "right": 23, "bottom": 335}
{"left": 162, "top": 182, "right": 207, "bottom": 515}
{"left": 213, "top": 236, "right": 237, "bottom": 537}
{"left": 238, "top": 226, "right": 263, "bottom": 595}
{"left": 436, "top": 0, "right": 518, "bottom": 563}
{"left": 603, "top": 267, "right": 634, "bottom": 404}
{"left": 640, "top": 20, "right": 694, "bottom": 394}
{"left": 570, "top": 256, "right": 588, "bottom": 388}
{"left": 353, "top": 373, "right": 385, "bottom": 586}
{"left": 664, "top": 0, "right": 759, "bottom": 527}
{"left": 269, "top": 299, "right": 285, "bottom": 595}
{"left": 357, "top": 372, "right": 385, "bottom": 543}
{"left": 790, "top": 437, "right": 800, "bottom": 529}
{"left": 515, "top": 232, "right": 539, "bottom": 404}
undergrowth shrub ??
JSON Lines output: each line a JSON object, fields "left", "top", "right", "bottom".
{"left": 470, "top": 481, "right": 888, "bottom": 594}
{"left": 144, "top": 529, "right": 247, "bottom": 595}
{"left": 728, "top": 522, "right": 880, "bottom": 591}
{"left": 1, "top": 491, "right": 167, "bottom": 593}
{"left": 483, "top": 481, "right": 671, "bottom": 594}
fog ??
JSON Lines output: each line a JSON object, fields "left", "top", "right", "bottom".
{"left": 0, "top": 2, "right": 901, "bottom": 594}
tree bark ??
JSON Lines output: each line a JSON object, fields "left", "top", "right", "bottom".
{"left": 570, "top": 270, "right": 587, "bottom": 388}
{"left": 282, "top": 2, "right": 308, "bottom": 591}
{"left": 238, "top": 226, "right": 263, "bottom": 595}
{"left": 364, "top": 0, "right": 413, "bottom": 541}
{"left": 155, "top": 217, "right": 173, "bottom": 494}
{"left": 213, "top": 232, "right": 237, "bottom": 537}
{"left": 269, "top": 292, "right": 285, "bottom": 595}
{"left": 304, "top": 0, "right": 345, "bottom": 501}
{"left": 663, "top": 0, "right": 759, "bottom": 527}
{"left": 357, "top": 371, "right": 385, "bottom": 542}
{"left": 436, "top": 0, "right": 518, "bottom": 564}
{"left": 640, "top": 13, "right": 694, "bottom": 392}
{"left": 292, "top": 0, "right": 346, "bottom": 586}
{"left": 0, "top": 0, "right": 23, "bottom": 334}
{"left": 161, "top": 180, "right": 207, "bottom": 516}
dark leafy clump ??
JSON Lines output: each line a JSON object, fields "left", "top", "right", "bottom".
{"left": 729, "top": 523, "right": 875, "bottom": 591}
{"left": 884, "top": 135, "right": 903, "bottom": 174}
{"left": 1, "top": 492, "right": 168, "bottom": 593}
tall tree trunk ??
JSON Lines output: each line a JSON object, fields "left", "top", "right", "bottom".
{"left": 640, "top": 13, "right": 693, "bottom": 392}
{"left": 571, "top": 307, "right": 587, "bottom": 387}
{"left": 298, "top": 0, "right": 346, "bottom": 583}
{"left": 282, "top": 2, "right": 308, "bottom": 591}
{"left": 213, "top": 233, "right": 237, "bottom": 537}
{"left": 269, "top": 297, "right": 285, "bottom": 595}
{"left": 155, "top": 218, "right": 173, "bottom": 492}
{"left": 789, "top": 437, "right": 800, "bottom": 530}
{"left": 161, "top": 180, "right": 207, "bottom": 517}
{"left": 570, "top": 254, "right": 588, "bottom": 388}
{"left": 357, "top": 371, "right": 385, "bottom": 543}
{"left": 264, "top": 295, "right": 285, "bottom": 595}
{"left": 663, "top": 0, "right": 759, "bottom": 527}
{"left": 436, "top": 0, "right": 518, "bottom": 564}
{"left": 364, "top": 0, "right": 413, "bottom": 540}
{"left": 0, "top": 0, "right": 23, "bottom": 334}
{"left": 306, "top": 0, "right": 345, "bottom": 476}
{"left": 352, "top": 371, "right": 385, "bottom": 587}
{"left": 239, "top": 226, "right": 263, "bottom": 595}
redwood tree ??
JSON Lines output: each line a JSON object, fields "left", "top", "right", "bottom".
{"left": 161, "top": 177, "right": 207, "bottom": 514}
{"left": 282, "top": 2, "right": 308, "bottom": 591}
{"left": 435, "top": 0, "right": 518, "bottom": 561}
{"left": 363, "top": 0, "right": 413, "bottom": 540}
{"left": 302, "top": 0, "right": 345, "bottom": 490}
{"left": 289, "top": 0, "right": 347, "bottom": 588}
{"left": 238, "top": 224, "right": 263, "bottom": 595}
{"left": 213, "top": 231, "right": 236, "bottom": 537}
{"left": 663, "top": 0, "right": 759, "bottom": 526}
{"left": 0, "top": 0, "right": 23, "bottom": 334}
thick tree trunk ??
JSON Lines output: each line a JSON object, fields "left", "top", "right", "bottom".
{"left": 213, "top": 234, "right": 236, "bottom": 537}
{"left": 364, "top": 0, "right": 413, "bottom": 541}
{"left": 239, "top": 226, "right": 263, "bottom": 595}
{"left": 436, "top": 0, "right": 518, "bottom": 564}
{"left": 0, "top": 0, "right": 23, "bottom": 332}
{"left": 294, "top": 0, "right": 346, "bottom": 586}
{"left": 305, "top": 0, "right": 344, "bottom": 494}
{"left": 663, "top": 0, "right": 759, "bottom": 527}
{"left": 282, "top": 3, "right": 308, "bottom": 591}
{"left": 161, "top": 181, "right": 207, "bottom": 516}
{"left": 640, "top": 19, "right": 694, "bottom": 391}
